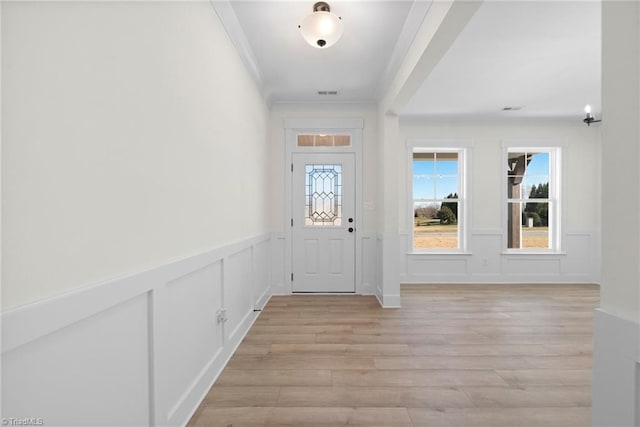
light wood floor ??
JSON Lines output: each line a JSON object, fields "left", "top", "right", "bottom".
{"left": 188, "top": 284, "right": 598, "bottom": 426}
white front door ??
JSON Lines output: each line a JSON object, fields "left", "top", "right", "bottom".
{"left": 292, "top": 152, "right": 355, "bottom": 292}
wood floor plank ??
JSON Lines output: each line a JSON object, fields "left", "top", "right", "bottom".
{"left": 234, "top": 343, "right": 271, "bottom": 355}
{"left": 409, "top": 343, "right": 561, "bottom": 356}
{"left": 524, "top": 355, "right": 593, "bottom": 369}
{"left": 460, "top": 385, "right": 592, "bottom": 408}
{"left": 408, "top": 407, "right": 591, "bottom": 427}
{"left": 331, "top": 369, "right": 509, "bottom": 387}
{"left": 269, "top": 343, "right": 410, "bottom": 355}
{"left": 189, "top": 406, "right": 413, "bottom": 426}
{"left": 314, "top": 332, "right": 456, "bottom": 345}
{"left": 277, "top": 386, "right": 474, "bottom": 408}
{"left": 443, "top": 333, "right": 593, "bottom": 345}
{"left": 227, "top": 354, "right": 376, "bottom": 370}
{"left": 373, "top": 355, "right": 536, "bottom": 370}
{"left": 495, "top": 369, "right": 592, "bottom": 386}
{"left": 242, "top": 333, "right": 317, "bottom": 344}
{"left": 203, "top": 386, "right": 280, "bottom": 407}
{"left": 216, "top": 369, "right": 332, "bottom": 387}
{"left": 269, "top": 407, "right": 413, "bottom": 426}
{"left": 540, "top": 343, "right": 593, "bottom": 356}
{"left": 262, "top": 317, "right": 379, "bottom": 326}
{"left": 188, "top": 284, "right": 598, "bottom": 426}
{"left": 250, "top": 324, "right": 354, "bottom": 334}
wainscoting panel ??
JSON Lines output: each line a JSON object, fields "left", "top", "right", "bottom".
{"left": 468, "top": 232, "right": 503, "bottom": 276}
{"left": 253, "top": 239, "right": 271, "bottom": 308}
{"left": 165, "top": 261, "right": 223, "bottom": 422}
{"left": 563, "top": 232, "right": 598, "bottom": 279}
{"left": 224, "top": 248, "right": 255, "bottom": 344}
{"left": 270, "top": 234, "right": 286, "bottom": 294}
{"left": 407, "top": 257, "right": 469, "bottom": 276}
{"left": 360, "top": 233, "right": 378, "bottom": 295}
{"left": 400, "top": 230, "right": 598, "bottom": 283}
{"left": 1, "top": 234, "right": 273, "bottom": 427}
{"left": 502, "top": 256, "right": 562, "bottom": 276}
{"left": 2, "top": 293, "right": 152, "bottom": 426}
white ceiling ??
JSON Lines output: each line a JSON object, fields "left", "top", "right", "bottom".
{"left": 401, "top": 1, "right": 602, "bottom": 119}
{"left": 227, "top": 0, "right": 426, "bottom": 104}
{"left": 218, "top": 0, "right": 601, "bottom": 120}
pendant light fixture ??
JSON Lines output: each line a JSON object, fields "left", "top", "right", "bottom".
{"left": 298, "top": 2, "right": 343, "bottom": 49}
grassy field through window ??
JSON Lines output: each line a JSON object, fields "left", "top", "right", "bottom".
{"left": 414, "top": 220, "right": 457, "bottom": 249}
{"left": 414, "top": 222, "right": 549, "bottom": 249}
{"left": 522, "top": 226, "right": 549, "bottom": 248}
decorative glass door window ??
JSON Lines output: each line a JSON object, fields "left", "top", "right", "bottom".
{"left": 305, "top": 164, "right": 342, "bottom": 226}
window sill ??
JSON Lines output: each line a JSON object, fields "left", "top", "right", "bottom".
{"left": 501, "top": 251, "right": 567, "bottom": 256}
{"left": 407, "top": 251, "right": 473, "bottom": 256}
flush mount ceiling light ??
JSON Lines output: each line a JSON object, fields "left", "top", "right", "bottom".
{"left": 583, "top": 104, "right": 601, "bottom": 126}
{"left": 298, "top": 2, "right": 343, "bottom": 49}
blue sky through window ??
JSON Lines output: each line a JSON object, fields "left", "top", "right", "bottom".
{"left": 413, "top": 157, "right": 458, "bottom": 201}
{"left": 509, "top": 152, "right": 550, "bottom": 199}
{"left": 525, "top": 152, "right": 549, "bottom": 191}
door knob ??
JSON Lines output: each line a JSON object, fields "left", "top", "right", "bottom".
{"left": 348, "top": 227, "right": 354, "bottom": 233}
{"left": 348, "top": 218, "right": 354, "bottom": 223}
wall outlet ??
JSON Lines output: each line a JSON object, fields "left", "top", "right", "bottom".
{"left": 217, "top": 308, "right": 228, "bottom": 324}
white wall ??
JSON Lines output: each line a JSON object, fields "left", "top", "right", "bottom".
{"left": 599, "top": 1, "right": 640, "bottom": 325}
{"left": 2, "top": 1, "right": 270, "bottom": 310}
{"left": 593, "top": 2, "right": 640, "bottom": 425}
{"left": 2, "top": 1, "right": 272, "bottom": 425}
{"left": 397, "top": 119, "right": 601, "bottom": 283}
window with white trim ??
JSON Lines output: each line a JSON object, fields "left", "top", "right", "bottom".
{"left": 411, "top": 147, "right": 467, "bottom": 251}
{"left": 505, "top": 147, "right": 560, "bottom": 251}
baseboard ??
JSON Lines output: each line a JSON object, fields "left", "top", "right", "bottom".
{"left": 380, "top": 293, "right": 401, "bottom": 308}
{"left": 255, "top": 287, "right": 272, "bottom": 310}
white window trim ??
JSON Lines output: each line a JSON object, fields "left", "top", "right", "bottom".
{"left": 501, "top": 139, "right": 564, "bottom": 254}
{"left": 406, "top": 139, "right": 473, "bottom": 254}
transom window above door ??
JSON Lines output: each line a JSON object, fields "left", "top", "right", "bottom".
{"left": 297, "top": 134, "right": 351, "bottom": 148}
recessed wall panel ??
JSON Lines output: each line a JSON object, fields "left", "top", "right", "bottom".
{"left": 408, "top": 258, "right": 468, "bottom": 276}
{"left": 253, "top": 240, "right": 270, "bottom": 304}
{"left": 225, "top": 249, "right": 254, "bottom": 341}
{"left": 2, "top": 294, "right": 150, "bottom": 426}
{"left": 502, "top": 257, "right": 561, "bottom": 276}
{"left": 166, "top": 261, "right": 223, "bottom": 411}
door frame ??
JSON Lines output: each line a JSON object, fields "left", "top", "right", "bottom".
{"left": 284, "top": 118, "right": 364, "bottom": 294}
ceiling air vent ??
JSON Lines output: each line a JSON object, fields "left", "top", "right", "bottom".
{"left": 318, "top": 90, "right": 338, "bottom": 96}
